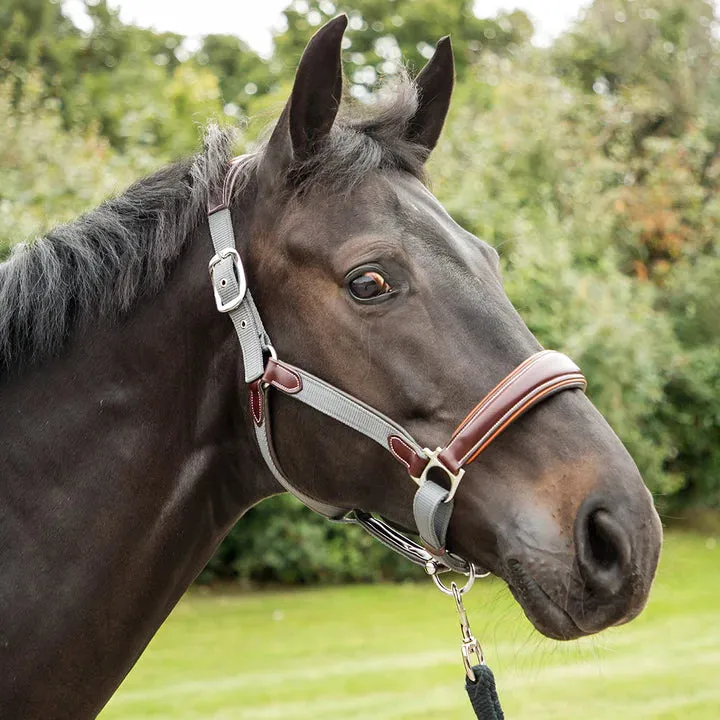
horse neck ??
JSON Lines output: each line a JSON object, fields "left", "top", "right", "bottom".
{"left": 0, "top": 214, "right": 276, "bottom": 717}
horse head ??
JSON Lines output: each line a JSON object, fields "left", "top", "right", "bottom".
{"left": 230, "top": 16, "right": 663, "bottom": 640}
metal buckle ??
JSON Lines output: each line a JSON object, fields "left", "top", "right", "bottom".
{"left": 411, "top": 447, "right": 465, "bottom": 503}
{"left": 208, "top": 248, "right": 246, "bottom": 313}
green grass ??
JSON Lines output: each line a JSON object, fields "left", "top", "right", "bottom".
{"left": 100, "top": 532, "right": 720, "bottom": 719}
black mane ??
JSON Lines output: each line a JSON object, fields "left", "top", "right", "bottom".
{"left": 0, "top": 75, "right": 424, "bottom": 375}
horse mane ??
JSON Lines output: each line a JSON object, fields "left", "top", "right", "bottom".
{"left": 0, "top": 74, "right": 424, "bottom": 376}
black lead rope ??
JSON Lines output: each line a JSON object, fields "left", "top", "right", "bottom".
{"left": 426, "top": 565, "right": 505, "bottom": 720}
{"left": 466, "top": 664, "right": 505, "bottom": 719}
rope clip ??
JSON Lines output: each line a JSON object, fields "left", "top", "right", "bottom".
{"left": 426, "top": 561, "right": 485, "bottom": 682}
{"left": 451, "top": 581, "right": 484, "bottom": 681}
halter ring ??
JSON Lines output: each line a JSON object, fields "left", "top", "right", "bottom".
{"left": 429, "top": 560, "right": 476, "bottom": 596}
{"left": 411, "top": 447, "right": 465, "bottom": 503}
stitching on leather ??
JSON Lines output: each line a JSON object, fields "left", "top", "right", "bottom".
{"left": 460, "top": 375, "right": 585, "bottom": 465}
{"left": 250, "top": 391, "right": 257, "bottom": 424}
{"left": 250, "top": 386, "right": 263, "bottom": 426}
{"left": 451, "top": 355, "right": 539, "bottom": 439}
{"left": 269, "top": 364, "right": 301, "bottom": 392}
{"left": 388, "top": 436, "right": 412, "bottom": 470}
{"left": 451, "top": 351, "right": 553, "bottom": 439}
{"left": 462, "top": 380, "right": 569, "bottom": 464}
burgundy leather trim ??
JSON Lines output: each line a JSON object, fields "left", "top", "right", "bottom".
{"left": 263, "top": 359, "right": 303, "bottom": 394}
{"left": 388, "top": 436, "right": 428, "bottom": 477}
{"left": 439, "top": 351, "right": 586, "bottom": 473}
{"left": 208, "top": 202, "right": 228, "bottom": 215}
{"left": 422, "top": 540, "right": 446, "bottom": 556}
{"left": 249, "top": 380, "right": 264, "bottom": 426}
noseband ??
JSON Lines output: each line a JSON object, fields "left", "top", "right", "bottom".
{"left": 207, "top": 172, "right": 587, "bottom": 576}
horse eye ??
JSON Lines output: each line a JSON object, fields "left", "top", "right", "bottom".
{"left": 348, "top": 271, "right": 392, "bottom": 300}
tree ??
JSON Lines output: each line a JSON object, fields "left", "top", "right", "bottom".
{"left": 553, "top": 0, "right": 718, "bottom": 139}
{"left": 274, "top": 0, "right": 533, "bottom": 96}
{"left": 197, "top": 34, "right": 277, "bottom": 118}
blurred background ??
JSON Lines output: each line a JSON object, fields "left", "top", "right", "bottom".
{"left": 2, "top": 0, "right": 719, "bottom": 717}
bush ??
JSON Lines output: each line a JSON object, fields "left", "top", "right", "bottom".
{"left": 660, "top": 257, "right": 720, "bottom": 508}
{"left": 200, "top": 495, "right": 422, "bottom": 585}
{"left": 0, "top": 75, "right": 160, "bottom": 259}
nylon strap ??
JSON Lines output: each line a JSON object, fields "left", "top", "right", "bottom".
{"left": 413, "top": 480, "right": 454, "bottom": 552}
{"left": 208, "top": 207, "right": 267, "bottom": 382}
{"left": 275, "top": 362, "right": 426, "bottom": 461}
{"left": 252, "top": 387, "right": 346, "bottom": 518}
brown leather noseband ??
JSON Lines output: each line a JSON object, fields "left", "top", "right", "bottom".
{"left": 397, "top": 351, "right": 585, "bottom": 478}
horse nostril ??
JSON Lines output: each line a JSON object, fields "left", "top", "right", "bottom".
{"left": 575, "top": 503, "right": 632, "bottom": 598}
{"left": 587, "top": 510, "right": 619, "bottom": 570}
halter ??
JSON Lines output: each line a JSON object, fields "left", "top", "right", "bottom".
{"left": 207, "top": 164, "right": 587, "bottom": 577}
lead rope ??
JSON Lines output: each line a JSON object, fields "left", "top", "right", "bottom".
{"left": 427, "top": 564, "right": 505, "bottom": 719}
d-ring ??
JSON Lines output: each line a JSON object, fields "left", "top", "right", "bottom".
{"left": 431, "top": 562, "right": 476, "bottom": 596}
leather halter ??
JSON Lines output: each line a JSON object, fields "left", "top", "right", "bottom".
{"left": 207, "top": 161, "right": 587, "bottom": 574}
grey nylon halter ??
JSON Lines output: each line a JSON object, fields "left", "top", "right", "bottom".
{"left": 207, "top": 177, "right": 470, "bottom": 575}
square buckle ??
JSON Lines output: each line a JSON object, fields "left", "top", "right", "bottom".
{"left": 208, "top": 248, "right": 246, "bottom": 313}
{"left": 411, "top": 447, "right": 466, "bottom": 503}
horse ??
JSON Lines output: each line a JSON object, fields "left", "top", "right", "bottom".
{"left": 0, "top": 15, "right": 662, "bottom": 718}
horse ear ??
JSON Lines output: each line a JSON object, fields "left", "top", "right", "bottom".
{"left": 406, "top": 36, "right": 455, "bottom": 159}
{"left": 259, "top": 15, "right": 347, "bottom": 189}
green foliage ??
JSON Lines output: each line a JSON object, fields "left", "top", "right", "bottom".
{"left": 201, "top": 495, "right": 421, "bottom": 585}
{"left": 660, "top": 257, "right": 720, "bottom": 507}
{"left": 1, "top": 1, "right": 233, "bottom": 153}
{"left": 198, "top": 34, "right": 277, "bottom": 118}
{"left": 0, "top": 0, "right": 80, "bottom": 102}
{"left": 275, "top": 0, "right": 532, "bottom": 96}
{"left": 0, "top": 75, "right": 160, "bottom": 259}
{"left": 2, "top": 0, "right": 719, "bottom": 582}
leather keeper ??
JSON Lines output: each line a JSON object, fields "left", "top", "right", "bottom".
{"left": 249, "top": 380, "right": 264, "bottom": 426}
{"left": 263, "top": 359, "right": 303, "bottom": 394}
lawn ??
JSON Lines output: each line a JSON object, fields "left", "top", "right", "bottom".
{"left": 100, "top": 532, "right": 720, "bottom": 719}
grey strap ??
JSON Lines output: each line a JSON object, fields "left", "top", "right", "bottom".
{"left": 281, "top": 363, "right": 458, "bottom": 560}
{"left": 413, "top": 480, "right": 454, "bottom": 551}
{"left": 208, "top": 207, "right": 346, "bottom": 516}
{"left": 271, "top": 363, "right": 458, "bottom": 561}
{"left": 253, "top": 389, "right": 347, "bottom": 519}
{"left": 291, "top": 366, "right": 425, "bottom": 461}
{"left": 208, "top": 208, "right": 268, "bottom": 382}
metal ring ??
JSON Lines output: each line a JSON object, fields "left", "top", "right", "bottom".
{"left": 431, "top": 562, "right": 475, "bottom": 596}
{"left": 208, "top": 248, "right": 246, "bottom": 313}
{"left": 410, "top": 447, "right": 465, "bottom": 503}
